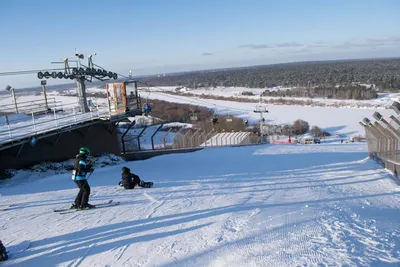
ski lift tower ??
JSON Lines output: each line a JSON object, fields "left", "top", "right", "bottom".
{"left": 37, "top": 49, "right": 119, "bottom": 113}
{"left": 62, "top": 50, "right": 94, "bottom": 113}
{"left": 254, "top": 96, "right": 268, "bottom": 137}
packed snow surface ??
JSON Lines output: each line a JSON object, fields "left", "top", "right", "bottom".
{"left": 1, "top": 141, "right": 400, "bottom": 266}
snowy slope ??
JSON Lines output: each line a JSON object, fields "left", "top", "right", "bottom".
{"left": 1, "top": 141, "right": 400, "bottom": 266}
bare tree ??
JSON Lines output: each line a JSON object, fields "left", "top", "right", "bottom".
{"left": 281, "top": 124, "right": 294, "bottom": 136}
{"left": 293, "top": 119, "right": 309, "bottom": 135}
{"left": 310, "top": 126, "right": 322, "bottom": 137}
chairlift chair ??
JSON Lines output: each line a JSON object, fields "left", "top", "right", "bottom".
{"left": 143, "top": 103, "right": 152, "bottom": 116}
{"left": 190, "top": 114, "right": 198, "bottom": 121}
{"left": 189, "top": 106, "right": 198, "bottom": 121}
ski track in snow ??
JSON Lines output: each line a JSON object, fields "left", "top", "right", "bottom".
{"left": 1, "top": 142, "right": 400, "bottom": 266}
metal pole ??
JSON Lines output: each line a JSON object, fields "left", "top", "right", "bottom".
{"left": 197, "top": 130, "right": 206, "bottom": 147}
{"left": 6, "top": 115, "right": 12, "bottom": 139}
{"left": 191, "top": 129, "right": 201, "bottom": 147}
{"left": 41, "top": 81, "right": 49, "bottom": 111}
{"left": 204, "top": 130, "right": 214, "bottom": 147}
{"left": 173, "top": 128, "right": 184, "bottom": 149}
{"left": 121, "top": 121, "right": 136, "bottom": 154}
{"left": 11, "top": 88, "right": 18, "bottom": 113}
{"left": 220, "top": 132, "right": 227, "bottom": 146}
{"left": 73, "top": 106, "right": 77, "bottom": 124}
{"left": 239, "top": 132, "right": 247, "bottom": 144}
{"left": 32, "top": 112, "right": 36, "bottom": 133}
{"left": 136, "top": 126, "right": 148, "bottom": 151}
{"left": 234, "top": 132, "right": 240, "bottom": 145}
{"left": 106, "top": 83, "right": 112, "bottom": 115}
{"left": 151, "top": 124, "right": 164, "bottom": 150}
{"left": 210, "top": 130, "right": 216, "bottom": 147}
{"left": 53, "top": 108, "right": 58, "bottom": 127}
{"left": 230, "top": 132, "right": 235, "bottom": 145}
{"left": 243, "top": 132, "right": 248, "bottom": 144}
{"left": 76, "top": 76, "right": 90, "bottom": 113}
{"left": 235, "top": 132, "right": 241, "bottom": 145}
{"left": 182, "top": 130, "right": 191, "bottom": 148}
{"left": 162, "top": 128, "right": 172, "bottom": 149}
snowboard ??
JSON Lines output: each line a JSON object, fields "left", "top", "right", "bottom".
{"left": 140, "top": 182, "right": 153, "bottom": 188}
{"left": 54, "top": 200, "right": 120, "bottom": 214}
{"left": 4, "top": 240, "right": 31, "bottom": 260}
{"left": 118, "top": 182, "right": 154, "bottom": 188}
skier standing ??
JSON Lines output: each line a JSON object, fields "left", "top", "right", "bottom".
{"left": 119, "top": 167, "right": 153, "bottom": 189}
{"left": 71, "top": 147, "right": 95, "bottom": 209}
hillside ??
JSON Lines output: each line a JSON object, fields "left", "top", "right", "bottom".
{"left": 1, "top": 141, "right": 400, "bottom": 266}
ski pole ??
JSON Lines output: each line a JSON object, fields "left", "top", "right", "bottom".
{"left": 86, "top": 171, "right": 94, "bottom": 180}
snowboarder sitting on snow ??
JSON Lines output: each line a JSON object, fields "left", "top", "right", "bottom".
{"left": 0, "top": 240, "right": 7, "bottom": 261}
{"left": 71, "top": 147, "right": 95, "bottom": 209}
{"left": 119, "top": 166, "right": 153, "bottom": 189}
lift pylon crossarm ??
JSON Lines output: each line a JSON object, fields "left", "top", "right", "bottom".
{"left": 37, "top": 50, "right": 119, "bottom": 82}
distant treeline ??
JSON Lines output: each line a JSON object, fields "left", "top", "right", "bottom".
{"left": 262, "top": 84, "right": 377, "bottom": 100}
{"left": 138, "top": 59, "right": 400, "bottom": 98}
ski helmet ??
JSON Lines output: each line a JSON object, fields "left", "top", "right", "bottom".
{"left": 79, "top": 147, "right": 91, "bottom": 155}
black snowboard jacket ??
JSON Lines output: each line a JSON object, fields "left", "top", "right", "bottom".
{"left": 121, "top": 167, "right": 140, "bottom": 189}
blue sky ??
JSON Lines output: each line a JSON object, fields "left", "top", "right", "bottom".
{"left": 0, "top": 0, "right": 399, "bottom": 88}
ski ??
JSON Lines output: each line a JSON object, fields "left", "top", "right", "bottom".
{"left": 56, "top": 201, "right": 120, "bottom": 214}
{"left": 53, "top": 200, "right": 113, "bottom": 213}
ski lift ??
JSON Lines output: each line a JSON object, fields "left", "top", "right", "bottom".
{"left": 143, "top": 103, "right": 151, "bottom": 116}
{"left": 141, "top": 90, "right": 152, "bottom": 116}
{"left": 211, "top": 105, "right": 218, "bottom": 124}
{"left": 190, "top": 106, "right": 198, "bottom": 121}
{"left": 222, "top": 108, "right": 232, "bottom": 122}
{"left": 190, "top": 114, "right": 198, "bottom": 121}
